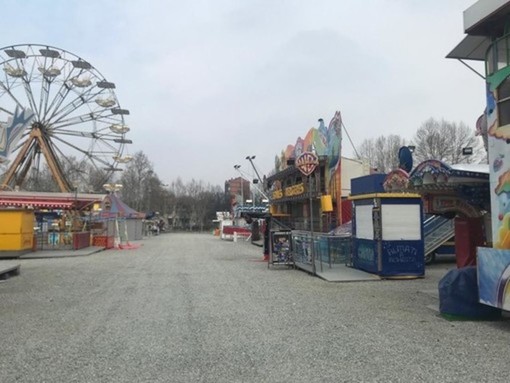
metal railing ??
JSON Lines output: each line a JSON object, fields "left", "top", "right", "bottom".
{"left": 424, "top": 215, "right": 455, "bottom": 255}
{"left": 290, "top": 230, "right": 352, "bottom": 273}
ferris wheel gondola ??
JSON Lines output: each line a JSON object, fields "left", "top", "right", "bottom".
{"left": 0, "top": 43, "right": 133, "bottom": 192}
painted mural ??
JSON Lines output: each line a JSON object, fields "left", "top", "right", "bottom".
{"left": 274, "top": 111, "right": 343, "bottom": 222}
{"left": 486, "top": 75, "right": 510, "bottom": 248}
{"left": 478, "top": 247, "right": 510, "bottom": 310}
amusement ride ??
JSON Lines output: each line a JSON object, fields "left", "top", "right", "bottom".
{"left": 0, "top": 44, "right": 132, "bottom": 192}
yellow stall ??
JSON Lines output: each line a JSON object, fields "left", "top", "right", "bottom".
{"left": 0, "top": 209, "right": 34, "bottom": 257}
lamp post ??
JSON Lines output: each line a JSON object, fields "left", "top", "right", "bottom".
{"left": 296, "top": 151, "right": 319, "bottom": 275}
{"left": 245, "top": 155, "right": 264, "bottom": 187}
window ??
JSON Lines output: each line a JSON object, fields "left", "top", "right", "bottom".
{"left": 355, "top": 205, "right": 373, "bottom": 239}
{"left": 498, "top": 78, "right": 510, "bottom": 126}
{"left": 381, "top": 204, "right": 421, "bottom": 240}
{"left": 486, "top": 36, "right": 510, "bottom": 75}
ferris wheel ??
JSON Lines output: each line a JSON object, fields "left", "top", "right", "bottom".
{"left": 0, "top": 43, "right": 133, "bottom": 192}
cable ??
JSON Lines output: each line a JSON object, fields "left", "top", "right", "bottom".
{"left": 234, "top": 166, "right": 270, "bottom": 201}
{"left": 341, "top": 121, "right": 360, "bottom": 159}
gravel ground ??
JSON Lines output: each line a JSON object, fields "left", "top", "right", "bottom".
{"left": 1, "top": 233, "right": 510, "bottom": 383}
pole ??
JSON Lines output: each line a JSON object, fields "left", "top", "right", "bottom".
{"left": 241, "top": 178, "right": 244, "bottom": 206}
{"left": 246, "top": 156, "right": 264, "bottom": 188}
{"left": 309, "top": 175, "right": 316, "bottom": 275}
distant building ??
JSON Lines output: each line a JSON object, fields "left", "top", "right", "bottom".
{"left": 224, "top": 176, "right": 251, "bottom": 212}
{"left": 341, "top": 157, "right": 371, "bottom": 198}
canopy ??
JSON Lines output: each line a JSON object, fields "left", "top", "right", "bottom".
{"left": 446, "top": 35, "right": 490, "bottom": 61}
{"left": 0, "top": 190, "right": 102, "bottom": 210}
{"left": 100, "top": 193, "right": 145, "bottom": 219}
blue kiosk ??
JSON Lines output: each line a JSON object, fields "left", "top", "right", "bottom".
{"left": 349, "top": 174, "right": 425, "bottom": 278}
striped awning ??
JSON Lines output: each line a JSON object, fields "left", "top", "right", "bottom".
{"left": 0, "top": 191, "right": 104, "bottom": 210}
{"left": 0, "top": 199, "right": 74, "bottom": 209}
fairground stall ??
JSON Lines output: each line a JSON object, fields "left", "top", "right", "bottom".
{"left": 383, "top": 160, "right": 491, "bottom": 266}
{"left": 0, "top": 191, "right": 104, "bottom": 256}
{"left": 349, "top": 174, "right": 425, "bottom": 278}
{"left": 267, "top": 112, "right": 344, "bottom": 231}
{"left": 88, "top": 192, "right": 144, "bottom": 249}
{"left": 407, "top": 160, "right": 490, "bottom": 267}
{"left": 265, "top": 111, "right": 359, "bottom": 273}
{"left": 448, "top": 0, "right": 510, "bottom": 312}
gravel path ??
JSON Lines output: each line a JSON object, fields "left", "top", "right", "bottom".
{"left": 1, "top": 233, "right": 510, "bottom": 382}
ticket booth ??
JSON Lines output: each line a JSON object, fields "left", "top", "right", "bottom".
{"left": 350, "top": 191, "right": 424, "bottom": 278}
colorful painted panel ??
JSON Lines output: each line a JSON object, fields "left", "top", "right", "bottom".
{"left": 383, "top": 169, "right": 409, "bottom": 192}
{"left": 271, "top": 230, "right": 292, "bottom": 264}
{"left": 0, "top": 106, "right": 34, "bottom": 161}
{"left": 477, "top": 247, "right": 510, "bottom": 310}
{"left": 273, "top": 110, "right": 343, "bottom": 222}
{"left": 485, "top": 77, "right": 510, "bottom": 247}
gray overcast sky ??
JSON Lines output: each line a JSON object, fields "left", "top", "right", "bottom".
{"left": 2, "top": 0, "right": 483, "bottom": 186}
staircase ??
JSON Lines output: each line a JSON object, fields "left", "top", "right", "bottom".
{"left": 424, "top": 215, "right": 455, "bottom": 256}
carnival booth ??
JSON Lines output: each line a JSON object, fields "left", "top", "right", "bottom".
{"left": 407, "top": 160, "right": 490, "bottom": 267}
{"left": 0, "top": 190, "right": 104, "bottom": 253}
{"left": 92, "top": 193, "right": 144, "bottom": 248}
{"left": 0, "top": 209, "right": 34, "bottom": 257}
{"left": 264, "top": 111, "right": 370, "bottom": 274}
{"left": 350, "top": 174, "right": 425, "bottom": 278}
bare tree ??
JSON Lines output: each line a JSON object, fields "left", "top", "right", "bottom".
{"left": 165, "top": 178, "right": 226, "bottom": 231}
{"left": 120, "top": 151, "right": 155, "bottom": 212}
{"left": 87, "top": 167, "right": 110, "bottom": 193}
{"left": 23, "top": 166, "right": 59, "bottom": 192}
{"left": 357, "top": 134, "right": 408, "bottom": 173}
{"left": 412, "top": 118, "right": 484, "bottom": 164}
{"left": 169, "top": 177, "right": 187, "bottom": 197}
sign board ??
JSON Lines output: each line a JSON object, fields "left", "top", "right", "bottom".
{"left": 270, "top": 230, "right": 292, "bottom": 265}
{"left": 296, "top": 151, "right": 319, "bottom": 176}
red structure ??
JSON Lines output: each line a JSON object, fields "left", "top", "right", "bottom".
{"left": 454, "top": 217, "right": 485, "bottom": 268}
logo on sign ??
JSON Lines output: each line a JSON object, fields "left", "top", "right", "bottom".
{"left": 296, "top": 151, "right": 319, "bottom": 176}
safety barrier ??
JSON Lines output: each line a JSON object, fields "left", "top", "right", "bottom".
{"left": 290, "top": 230, "right": 352, "bottom": 271}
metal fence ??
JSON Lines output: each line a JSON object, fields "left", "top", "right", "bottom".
{"left": 290, "top": 230, "right": 352, "bottom": 271}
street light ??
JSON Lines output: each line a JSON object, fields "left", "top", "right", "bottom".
{"left": 245, "top": 155, "right": 264, "bottom": 190}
